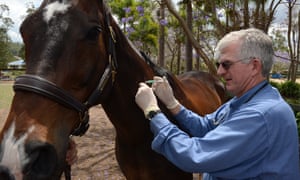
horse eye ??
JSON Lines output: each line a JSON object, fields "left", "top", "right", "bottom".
{"left": 86, "top": 26, "right": 102, "bottom": 41}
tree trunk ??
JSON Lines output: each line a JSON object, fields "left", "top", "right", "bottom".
{"left": 158, "top": 1, "right": 166, "bottom": 67}
{"left": 164, "top": 0, "right": 217, "bottom": 75}
{"left": 287, "top": 2, "right": 296, "bottom": 82}
{"left": 185, "top": 0, "right": 193, "bottom": 71}
{"left": 177, "top": 42, "right": 182, "bottom": 74}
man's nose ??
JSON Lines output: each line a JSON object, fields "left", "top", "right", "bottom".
{"left": 217, "top": 66, "right": 225, "bottom": 76}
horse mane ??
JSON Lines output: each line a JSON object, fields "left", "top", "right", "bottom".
{"left": 139, "top": 51, "right": 181, "bottom": 87}
{"left": 140, "top": 51, "right": 167, "bottom": 76}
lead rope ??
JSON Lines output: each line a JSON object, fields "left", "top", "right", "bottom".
{"left": 64, "top": 165, "right": 71, "bottom": 180}
{"left": 64, "top": 137, "right": 72, "bottom": 180}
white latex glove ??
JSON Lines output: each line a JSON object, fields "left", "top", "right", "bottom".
{"left": 135, "top": 83, "right": 160, "bottom": 117}
{"left": 152, "top": 76, "right": 179, "bottom": 109}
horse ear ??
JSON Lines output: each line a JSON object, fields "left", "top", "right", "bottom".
{"left": 98, "top": 0, "right": 109, "bottom": 11}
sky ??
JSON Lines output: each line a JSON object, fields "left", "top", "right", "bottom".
{"left": 0, "top": 0, "right": 288, "bottom": 43}
{"left": 0, "top": 0, "right": 42, "bottom": 43}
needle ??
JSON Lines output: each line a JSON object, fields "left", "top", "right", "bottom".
{"left": 145, "top": 80, "right": 163, "bottom": 84}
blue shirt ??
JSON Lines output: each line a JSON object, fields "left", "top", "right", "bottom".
{"left": 150, "top": 81, "right": 300, "bottom": 179}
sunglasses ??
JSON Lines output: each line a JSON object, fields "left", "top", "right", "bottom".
{"left": 215, "top": 60, "right": 242, "bottom": 70}
{"left": 216, "top": 57, "right": 255, "bottom": 70}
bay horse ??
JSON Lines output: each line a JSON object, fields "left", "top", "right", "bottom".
{"left": 0, "top": 0, "right": 224, "bottom": 179}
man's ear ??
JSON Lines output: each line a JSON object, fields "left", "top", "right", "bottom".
{"left": 251, "top": 58, "right": 263, "bottom": 77}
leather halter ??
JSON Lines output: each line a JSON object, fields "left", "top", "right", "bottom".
{"left": 13, "top": 5, "right": 118, "bottom": 137}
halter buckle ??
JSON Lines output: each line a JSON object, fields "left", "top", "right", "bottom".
{"left": 71, "top": 111, "right": 90, "bottom": 136}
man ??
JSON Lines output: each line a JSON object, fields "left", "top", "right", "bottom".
{"left": 135, "top": 28, "right": 300, "bottom": 179}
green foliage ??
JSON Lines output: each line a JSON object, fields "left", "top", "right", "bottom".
{"left": 280, "top": 81, "right": 300, "bottom": 99}
{"left": 271, "top": 28, "right": 288, "bottom": 52}
{"left": 269, "top": 81, "right": 281, "bottom": 90}
{"left": 270, "top": 80, "right": 300, "bottom": 103}
{"left": 18, "top": 45, "right": 25, "bottom": 59}
{"left": 0, "top": 2, "right": 33, "bottom": 68}
{"left": 108, "top": 0, "right": 158, "bottom": 53}
{"left": 270, "top": 80, "right": 300, "bottom": 137}
{"left": 0, "top": 4, "right": 14, "bottom": 69}
{"left": 9, "top": 42, "right": 22, "bottom": 56}
{"left": 0, "top": 43, "right": 14, "bottom": 68}
{"left": 0, "top": 42, "right": 24, "bottom": 69}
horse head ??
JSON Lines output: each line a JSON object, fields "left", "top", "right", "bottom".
{"left": 0, "top": 0, "right": 122, "bottom": 178}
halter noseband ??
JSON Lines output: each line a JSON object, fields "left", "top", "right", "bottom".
{"left": 13, "top": 4, "right": 118, "bottom": 136}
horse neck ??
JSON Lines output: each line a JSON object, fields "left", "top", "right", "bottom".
{"left": 99, "top": 30, "right": 155, "bottom": 141}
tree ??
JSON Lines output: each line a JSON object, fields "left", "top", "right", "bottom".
{"left": 271, "top": 27, "right": 289, "bottom": 53}
{"left": 285, "top": 0, "right": 300, "bottom": 82}
{"left": 108, "top": 0, "right": 158, "bottom": 55}
{"left": 158, "top": 0, "right": 166, "bottom": 67}
{"left": 16, "top": 2, "right": 36, "bottom": 61}
{"left": 0, "top": 4, "right": 14, "bottom": 69}
{"left": 161, "top": 0, "right": 284, "bottom": 76}
{"left": 270, "top": 27, "right": 290, "bottom": 74}
{"left": 163, "top": 0, "right": 217, "bottom": 75}
{"left": 160, "top": 3, "right": 185, "bottom": 74}
{"left": 185, "top": 0, "right": 193, "bottom": 71}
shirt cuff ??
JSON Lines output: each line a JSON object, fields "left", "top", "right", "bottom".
{"left": 173, "top": 105, "right": 185, "bottom": 119}
{"left": 150, "top": 113, "right": 171, "bottom": 135}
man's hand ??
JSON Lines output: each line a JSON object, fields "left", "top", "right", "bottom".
{"left": 152, "top": 76, "right": 179, "bottom": 109}
{"left": 135, "top": 83, "right": 160, "bottom": 117}
{"left": 66, "top": 138, "right": 78, "bottom": 165}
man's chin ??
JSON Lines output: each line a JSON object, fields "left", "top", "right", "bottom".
{"left": 225, "top": 85, "right": 234, "bottom": 95}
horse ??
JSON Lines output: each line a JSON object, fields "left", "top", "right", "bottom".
{"left": 0, "top": 0, "right": 225, "bottom": 179}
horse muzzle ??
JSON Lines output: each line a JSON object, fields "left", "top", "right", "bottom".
{"left": 0, "top": 165, "right": 15, "bottom": 180}
{"left": 22, "top": 141, "right": 58, "bottom": 179}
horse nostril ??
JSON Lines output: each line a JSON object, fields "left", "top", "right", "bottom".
{"left": 23, "top": 141, "right": 57, "bottom": 179}
{"left": 0, "top": 165, "right": 15, "bottom": 180}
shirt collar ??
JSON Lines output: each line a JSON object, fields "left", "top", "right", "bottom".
{"left": 230, "top": 80, "right": 268, "bottom": 109}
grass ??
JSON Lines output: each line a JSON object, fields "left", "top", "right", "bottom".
{"left": 0, "top": 82, "right": 14, "bottom": 109}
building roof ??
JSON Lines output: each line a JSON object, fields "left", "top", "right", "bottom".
{"left": 8, "top": 59, "right": 25, "bottom": 66}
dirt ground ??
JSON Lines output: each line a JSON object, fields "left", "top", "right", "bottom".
{"left": 65, "top": 105, "right": 126, "bottom": 180}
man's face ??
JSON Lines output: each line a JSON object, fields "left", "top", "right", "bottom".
{"left": 216, "top": 42, "right": 255, "bottom": 97}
